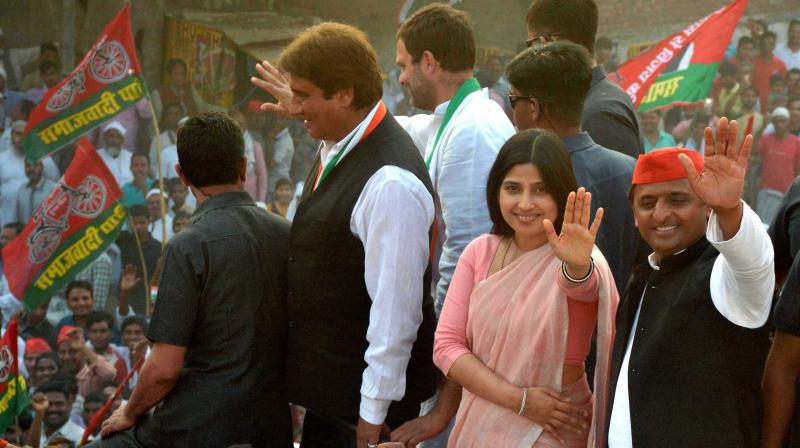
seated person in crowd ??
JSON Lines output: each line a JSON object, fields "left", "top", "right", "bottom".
{"left": 86, "top": 311, "right": 128, "bottom": 384}
{"left": 22, "top": 337, "right": 51, "bottom": 380}
{"left": 31, "top": 352, "right": 61, "bottom": 393}
{"left": 36, "top": 378, "right": 85, "bottom": 447}
{"left": 56, "top": 325, "right": 116, "bottom": 399}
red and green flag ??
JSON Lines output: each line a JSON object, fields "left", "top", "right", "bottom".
{"left": 22, "top": 4, "right": 147, "bottom": 163}
{"left": 608, "top": 0, "right": 747, "bottom": 112}
{"left": 1, "top": 139, "right": 127, "bottom": 310}
{"left": 0, "top": 320, "right": 31, "bottom": 435}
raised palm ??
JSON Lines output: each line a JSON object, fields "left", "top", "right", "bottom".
{"left": 250, "top": 60, "right": 299, "bottom": 119}
{"left": 120, "top": 264, "right": 140, "bottom": 292}
{"left": 543, "top": 188, "right": 603, "bottom": 274}
{"left": 678, "top": 117, "right": 752, "bottom": 210}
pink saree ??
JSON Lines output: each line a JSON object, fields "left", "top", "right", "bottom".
{"left": 448, "top": 244, "right": 619, "bottom": 448}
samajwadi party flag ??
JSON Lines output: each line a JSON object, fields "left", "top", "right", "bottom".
{"left": 22, "top": 4, "right": 147, "bottom": 163}
{"left": 608, "top": 0, "right": 747, "bottom": 112}
{"left": 0, "top": 320, "right": 31, "bottom": 435}
{"left": 2, "top": 139, "right": 127, "bottom": 310}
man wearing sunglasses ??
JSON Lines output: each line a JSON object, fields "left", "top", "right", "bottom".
{"left": 526, "top": 0, "right": 643, "bottom": 160}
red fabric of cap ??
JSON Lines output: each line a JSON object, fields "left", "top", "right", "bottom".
{"left": 632, "top": 147, "right": 704, "bottom": 185}
{"left": 25, "top": 338, "right": 52, "bottom": 354}
{"left": 57, "top": 325, "right": 79, "bottom": 347}
{"left": 247, "top": 100, "right": 263, "bottom": 113}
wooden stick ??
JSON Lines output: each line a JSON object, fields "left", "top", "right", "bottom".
{"left": 126, "top": 215, "right": 151, "bottom": 318}
{"left": 146, "top": 98, "right": 167, "bottom": 246}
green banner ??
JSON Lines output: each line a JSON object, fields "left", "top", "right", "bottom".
{"left": 25, "top": 202, "right": 127, "bottom": 309}
{"left": 0, "top": 374, "right": 31, "bottom": 435}
{"left": 638, "top": 63, "right": 720, "bottom": 112}
{"left": 22, "top": 75, "right": 146, "bottom": 163}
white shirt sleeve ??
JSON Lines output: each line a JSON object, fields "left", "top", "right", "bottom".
{"left": 707, "top": 201, "right": 775, "bottom": 328}
{"left": 350, "top": 165, "right": 435, "bottom": 425}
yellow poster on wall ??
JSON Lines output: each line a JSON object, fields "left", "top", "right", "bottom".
{"left": 163, "top": 17, "right": 236, "bottom": 109}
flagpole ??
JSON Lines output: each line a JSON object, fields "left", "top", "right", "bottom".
{"left": 146, "top": 99, "right": 167, "bottom": 247}
{"left": 126, "top": 215, "right": 151, "bottom": 318}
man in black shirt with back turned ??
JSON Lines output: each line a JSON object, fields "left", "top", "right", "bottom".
{"left": 94, "top": 112, "right": 293, "bottom": 447}
{"left": 525, "top": 0, "right": 644, "bottom": 159}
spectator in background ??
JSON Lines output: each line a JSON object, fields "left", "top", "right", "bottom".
{"left": 86, "top": 311, "right": 127, "bottom": 384}
{"left": 13, "top": 158, "right": 56, "bottom": 223}
{"left": 731, "top": 35, "right": 756, "bottom": 65}
{"left": 151, "top": 58, "right": 203, "bottom": 120}
{"left": 753, "top": 31, "right": 788, "bottom": 112}
{"left": 768, "top": 73, "right": 789, "bottom": 111}
{"left": 56, "top": 281, "right": 97, "bottom": 333}
{"left": 765, "top": 96, "right": 800, "bottom": 136}
{"left": 230, "top": 107, "right": 267, "bottom": 202}
{"left": 0, "top": 120, "right": 59, "bottom": 227}
{"left": 172, "top": 209, "right": 191, "bottom": 234}
{"left": 74, "top": 252, "right": 113, "bottom": 312}
{"left": 266, "top": 115, "right": 295, "bottom": 198}
{"left": 736, "top": 85, "right": 766, "bottom": 141}
{"left": 32, "top": 352, "right": 60, "bottom": 392}
{"left": 82, "top": 393, "right": 108, "bottom": 437}
{"left": 0, "top": 97, "right": 34, "bottom": 153}
{"left": 22, "top": 338, "right": 51, "bottom": 379}
{"left": 19, "top": 300, "right": 57, "bottom": 348}
{"left": 475, "top": 67, "right": 506, "bottom": 113}
{"left": 757, "top": 107, "right": 800, "bottom": 224}
{"left": 682, "top": 112, "right": 711, "bottom": 154}
{"left": 116, "top": 205, "right": 161, "bottom": 315}
{"left": 788, "top": 68, "right": 800, "bottom": 98}
{"left": 641, "top": 110, "right": 677, "bottom": 152}
{"left": 93, "top": 98, "right": 151, "bottom": 155}
{"left": 121, "top": 152, "right": 153, "bottom": 207}
{"left": 38, "top": 379, "right": 85, "bottom": 447}
{"left": 148, "top": 102, "right": 181, "bottom": 179}
{"left": 595, "top": 36, "right": 618, "bottom": 71}
{"left": 21, "top": 41, "right": 59, "bottom": 91}
{"left": 0, "top": 68, "right": 25, "bottom": 129}
{"left": 776, "top": 19, "right": 800, "bottom": 70}
{"left": 717, "top": 62, "right": 741, "bottom": 117}
{"left": 526, "top": 0, "right": 643, "bottom": 159}
{"left": 0, "top": 27, "right": 41, "bottom": 91}
{"left": 166, "top": 177, "right": 193, "bottom": 215}
{"left": 26, "top": 59, "right": 61, "bottom": 104}
{"left": 145, "top": 189, "right": 173, "bottom": 243}
{"left": 97, "top": 122, "right": 133, "bottom": 187}
{"left": 266, "top": 177, "right": 293, "bottom": 219}
{"left": 56, "top": 325, "right": 116, "bottom": 398}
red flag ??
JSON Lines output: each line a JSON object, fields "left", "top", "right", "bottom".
{"left": 2, "top": 139, "right": 127, "bottom": 310}
{"left": 608, "top": 0, "right": 747, "bottom": 111}
{"left": 22, "top": 4, "right": 147, "bottom": 163}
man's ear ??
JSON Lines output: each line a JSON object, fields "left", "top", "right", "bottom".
{"left": 239, "top": 157, "right": 248, "bottom": 183}
{"left": 420, "top": 50, "right": 438, "bottom": 76}
{"left": 175, "top": 165, "right": 191, "bottom": 188}
{"left": 528, "top": 97, "right": 543, "bottom": 126}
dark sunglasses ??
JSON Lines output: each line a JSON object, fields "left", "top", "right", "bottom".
{"left": 508, "top": 94, "right": 535, "bottom": 108}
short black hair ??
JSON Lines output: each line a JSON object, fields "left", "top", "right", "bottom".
{"left": 507, "top": 41, "right": 592, "bottom": 125}
{"left": 128, "top": 204, "right": 148, "bottom": 218}
{"left": 166, "top": 177, "right": 186, "bottom": 191}
{"left": 65, "top": 280, "right": 93, "bottom": 299}
{"left": 737, "top": 35, "right": 755, "bottom": 48}
{"left": 38, "top": 378, "right": 70, "bottom": 398}
{"left": 788, "top": 68, "right": 800, "bottom": 78}
{"left": 121, "top": 315, "right": 148, "bottom": 334}
{"left": 86, "top": 310, "right": 114, "bottom": 330}
{"left": 744, "top": 85, "right": 760, "bottom": 97}
{"left": 165, "top": 58, "right": 187, "bottom": 74}
{"left": 177, "top": 112, "right": 244, "bottom": 188}
{"left": 2, "top": 221, "right": 24, "bottom": 235}
{"left": 526, "top": 0, "right": 598, "bottom": 53}
{"left": 39, "top": 59, "right": 60, "bottom": 75}
{"left": 761, "top": 30, "right": 778, "bottom": 43}
{"left": 17, "top": 99, "right": 36, "bottom": 119}
{"left": 719, "top": 61, "right": 737, "bottom": 77}
{"left": 35, "top": 352, "right": 60, "bottom": 371}
{"left": 397, "top": 3, "right": 476, "bottom": 72}
{"left": 770, "top": 73, "right": 786, "bottom": 86}
{"left": 131, "top": 151, "right": 149, "bottom": 164}
{"left": 40, "top": 41, "right": 58, "bottom": 54}
{"left": 275, "top": 177, "right": 294, "bottom": 190}
{"left": 486, "top": 129, "right": 577, "bottom": 237}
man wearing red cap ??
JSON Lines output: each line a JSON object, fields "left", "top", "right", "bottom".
{"left": 22, "top": 337, "right": 51, "bottom": 378}
{"left": 56, "top": 325, "right": 116, "bottom": 398}
{"left": 606, "top": 118, "right": 775, "bottom": 447}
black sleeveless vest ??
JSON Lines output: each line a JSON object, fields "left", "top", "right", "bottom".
{"left": 606, "top": 237, "right": 770, "bottom": 447}
{"left": 286, "top": 113, "right": 439, "bottom": 426}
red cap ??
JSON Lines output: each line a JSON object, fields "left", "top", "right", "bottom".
{"left": 247, "top": 100, "right": 263, "bottom": 113}
{"left": 25, "top": 338, "right": 52, "bottom": 354}
{"left": 57, "top": 325, "right": 80, "bottom": 347}
{"left": 632, "top": 147, "right": 704, "bottom": 185}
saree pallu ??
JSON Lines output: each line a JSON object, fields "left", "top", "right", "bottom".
{"left": 448, "top": 245, "right": 618, "bottom": 448}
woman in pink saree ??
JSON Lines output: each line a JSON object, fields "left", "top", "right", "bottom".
{"left": 429, "top": 129, "right": 619, "bottom": 447}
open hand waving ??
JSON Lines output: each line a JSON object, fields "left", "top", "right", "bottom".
{"left": 542, "top": 187, "right": 603, "bottom": 278}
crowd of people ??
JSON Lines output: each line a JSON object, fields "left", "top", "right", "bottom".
{"left": 0, "top": 0, "right": 798, "bottom": 447}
